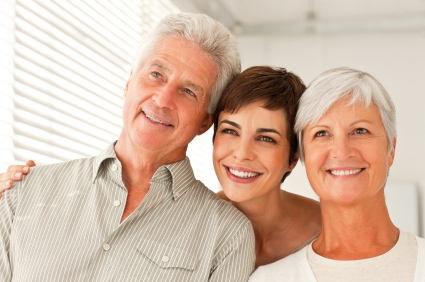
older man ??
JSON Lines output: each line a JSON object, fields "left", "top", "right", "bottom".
{"left": 0, "top": 13, "right": 255, "bottom": 281}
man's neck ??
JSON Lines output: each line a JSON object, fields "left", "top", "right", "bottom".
{"left": 114, "top": 134, "right": 187, "bottom": 221}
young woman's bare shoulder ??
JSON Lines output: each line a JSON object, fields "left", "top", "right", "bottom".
{"left": 284, "top": 191, "right": 321, "bottom": 228}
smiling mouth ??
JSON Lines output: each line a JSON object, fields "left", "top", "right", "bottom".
{"left": 328, "top": 168, "right": 364, "bottom": 176}
{"left": 227, "top": 167, "right": 261, "bottom": 178}
{"left": 143, "top": 112, "right": 172, "bottom": 126}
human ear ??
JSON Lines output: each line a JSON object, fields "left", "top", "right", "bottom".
{"left": 197, "top": 114, "right": 213, "bottom": 136}
{"left": 387, "top": 137, "right": 396, "bottom": 167}
{"left": 124, "top": 69, "right": 133, "bottom": 98}
{"left": 289, "top": 153, "right": 299, "bottom": 171}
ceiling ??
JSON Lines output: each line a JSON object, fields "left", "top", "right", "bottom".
{"left": 172, "top": 0, "right": 425, "bottom": 35}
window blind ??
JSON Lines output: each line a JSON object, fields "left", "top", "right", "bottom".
{"left": 0, "top": 0, "right": 179, "bottom": 172}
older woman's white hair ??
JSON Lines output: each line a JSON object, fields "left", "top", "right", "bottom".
{"left": 131, "top": 13, "right": 241, "bottom": 114}
{"left": 294, "top": 67, "right": 396, "bottom": 162}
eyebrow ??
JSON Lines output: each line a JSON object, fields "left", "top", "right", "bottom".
{"left": 257, "top": 128, "right": 282, "bottom": 136}
{"left": 185, "top": 80, "right": 203, "bottom": 95}
{"left": 219, "top": 120, "right": 282, "bottom": 136}
{"left": 151, "top": 60, "right": 170, "bottom": 74}
{"left": 220, "top": 120, "right": 240, "bottom": 129}
{"left": 350, "top": 119, "right": 373, "bottom": 126}
{"left": 311, "top": 119, "right": 373, "bottom": 129}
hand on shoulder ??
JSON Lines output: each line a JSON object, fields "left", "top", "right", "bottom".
{"left": 0, "top": 160, "right": 36, "bottom": 199}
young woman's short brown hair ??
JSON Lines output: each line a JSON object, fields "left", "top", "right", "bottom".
{"left": 213, "top": 66, "right": 306, "bottom": 182}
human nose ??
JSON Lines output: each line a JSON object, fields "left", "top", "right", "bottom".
{"left": 152, "top": 84, "right": 175, "bottom": 109}
{"left": 233, "top": 138, "right": 255, "bottom": 161}
{"left": 331, "top": 135, "right": 356, "bottom": 160}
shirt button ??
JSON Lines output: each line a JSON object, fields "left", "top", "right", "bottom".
{"left": 162, "top": 255, "right": 169, "bottom": 263}
{"left": 103, "top": 244, "right": 110, "bottom": 251}
{"left": 174, "top": 191, "right": 180, "bottom": 198}
{"left": 113, "top": 200, "right": 120, "bottom": 207}
{"left": 111, "top": 164, "right": 118, "bottom": 171}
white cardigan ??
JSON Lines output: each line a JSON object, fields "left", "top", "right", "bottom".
{"left": 249, "top": 235, "right": 425, "bottom": 282}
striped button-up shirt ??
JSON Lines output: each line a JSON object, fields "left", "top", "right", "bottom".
{"left": 0, "top": 143, "right": 255, "bottom": 281}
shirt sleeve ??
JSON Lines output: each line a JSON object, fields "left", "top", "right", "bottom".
{"left": 209, "top": 221, "right": 256, "bottom": 282}
{"left": 0, "top": 183, "right": 19, "bottom": 281}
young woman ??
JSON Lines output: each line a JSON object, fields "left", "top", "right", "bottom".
{"left": 212, "top": 66, "right": 321, "bottom": 267}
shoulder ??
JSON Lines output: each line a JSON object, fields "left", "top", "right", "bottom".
{"left": 29, "top": 157, "right": 95, "bottom": 176}
{"left": 414, "top": 233, "right": 425, "bottom": 252}
{"left": 284, "top": 191, "right": 322, "bottom": 234}
{"left": 191, "top": 181, "right": 249, "bottom": 220}
{"left": 249, "top": 246, "right": 311, "bottom": 282}
{"left": 19, "top": 157, "right": 95, "bottom": 193}
{"left": 25, "top": 157, "right": 95, "bottom": 180}
{"left": 285, "top": 191, "right": 320, "bottom": 213}
{"left": 412, "top": 234, "right": 425, "bottom": 280}
{"left": 189, "top": 180, "right": 253, "bottom": 234}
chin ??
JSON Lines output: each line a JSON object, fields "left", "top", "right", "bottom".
{"left": 222, "top": 189, "right": 252, "bottom": 204}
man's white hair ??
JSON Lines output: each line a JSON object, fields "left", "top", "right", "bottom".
{"left": 132, "top": 13, "right": 241, "bottom": 114}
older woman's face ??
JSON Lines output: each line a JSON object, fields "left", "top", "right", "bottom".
{"left": 303, "top": 99, "right": 396, "bottom": 205}
{"left": 213, "top": 100, "right": 297, "bottom": 203}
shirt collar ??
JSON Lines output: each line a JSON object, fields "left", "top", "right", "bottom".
{"left": 92, "top": 142, "right": 118, "bottom": 183}
{"left": 150, "top": 157, "right": 196, "bottom": 200}
{"left": 92, "top": 142, "right": 197, "bottom": 200}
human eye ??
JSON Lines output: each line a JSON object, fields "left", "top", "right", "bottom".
{"left": 221, "top": 128, "right": 238, "bottom": 135}
{"left": 314, "top": 130, "right": 328, "bottom": 137}
{"left": 185, "top": 88, "right": 196, "bottom": 97}
{"left": 354, "top": 128, "right": 369, "bottom": 135}
{"left": 151, "top": 71, "right": 162, "bottom": 79}
{"left": 258, "top": 136, "right": 276, "bottom": 143}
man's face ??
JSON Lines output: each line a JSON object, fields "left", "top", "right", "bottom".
{"left": 122, "top": 36, "right": 217, "bottom": 162}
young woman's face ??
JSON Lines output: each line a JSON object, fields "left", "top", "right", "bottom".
{"left": 213, "top": 101, "right": 297, "bottom": 203}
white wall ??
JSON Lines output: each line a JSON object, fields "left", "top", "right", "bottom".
{"left": 236, "top": 30, "right": 425, "bottom": 236}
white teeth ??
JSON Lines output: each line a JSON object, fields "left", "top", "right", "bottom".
{"left": 229, "top": 168, "right": 260, "bottom": 178}
{"left": 330, "top": 169, "right": 362, "bottom": 176}
{"left": 145, "top": 113, "right": 166, "bottom": 125}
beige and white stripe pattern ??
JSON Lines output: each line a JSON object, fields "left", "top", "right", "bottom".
{"left": 0, "top": 143, "right": 255, "bottom": 281}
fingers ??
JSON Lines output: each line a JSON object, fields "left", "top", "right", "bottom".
{"left": 0, "top": 179, "right": 14, "bottom": 199}
{"left": 0, "top": 170, "right": 24, "bottom": 182}
{"left": 0, "top": 161, "right": 35, "bottom": 199}
{"left": 6, "top": 164, "right": 30, "bottom": 174}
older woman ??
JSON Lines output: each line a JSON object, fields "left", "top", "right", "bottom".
{"left": 249, "top": 67, "right": 425, "bottom": 281}
{"left": 0, "top": 66, "right": 322, "bottom": 269}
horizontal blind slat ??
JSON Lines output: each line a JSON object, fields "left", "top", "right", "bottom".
{"left": 14, "top": 4, "right": 130, "bottom": 73}
{"left": 14, "top": 35, "right": 125, "bottom": 103}
{"left": 13, "top": 97, "right": 118, "bottom": 144}
{"left": 14, "top": 59, "right": 123, "bottom": 119}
